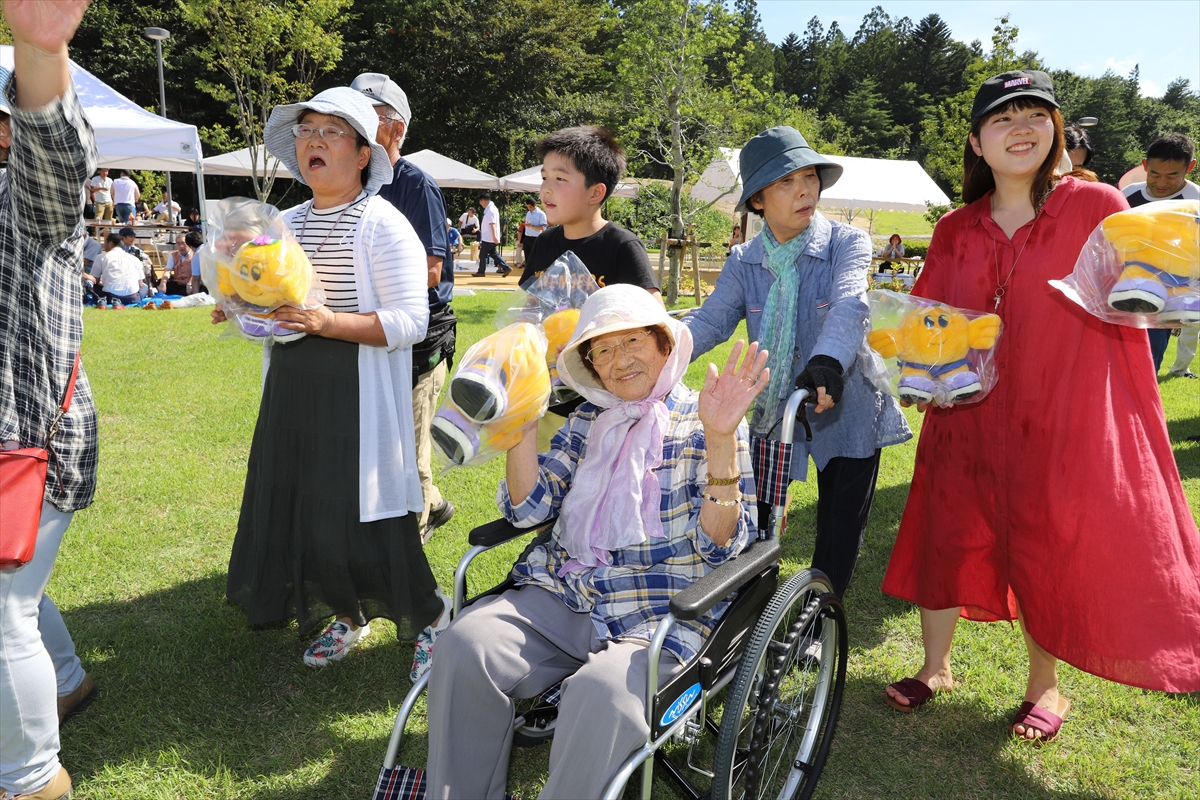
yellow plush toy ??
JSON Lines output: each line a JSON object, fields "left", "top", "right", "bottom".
{"left": 1103, "top": 200, "right": 1200, "bottom": 324}
{"left": 542, "top": 307, "right": 581, "bottom": 385}
{"left": 431, "top": 323, "right": 552, "bottom": 466}
{"left": 868, "top": 305, "right": 1001, "bottom": 404}
{"left": 217, "top": 235, "right": 312, "bottom": 309}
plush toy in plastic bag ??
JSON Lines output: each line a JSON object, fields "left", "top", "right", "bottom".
{"left": 197, "top": 197, "right": 324, "bottom": 342}
{"left": 430, "top": 322, "right": 552, "bottom": 468}
{"left": 1050, "top": 199, "right": 1199, "bottom": 327}
{"left": 864, "top": 290, "right": 1003, "bottom": 407}
{"left": 496, "top": 251, "right": 599, "bottom": 403}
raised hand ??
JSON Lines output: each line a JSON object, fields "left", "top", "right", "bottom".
{"left": 4, "top": 0, "right": 91, "bottom": 109}
{"left": 698, "top": 340, "right": 770, "bottom": 437}
{"left": 2, "top": 0, "right": 90, "bottom": 54}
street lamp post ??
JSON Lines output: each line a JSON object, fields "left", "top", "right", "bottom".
{"left": 144, "top": 27, "right": 173, "bottom": 221}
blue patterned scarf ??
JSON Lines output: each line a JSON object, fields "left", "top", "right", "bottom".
{"left": 752, "top": 223, "right": 816, "bottom": 434}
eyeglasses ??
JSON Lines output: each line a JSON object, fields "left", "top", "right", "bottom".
{"left": 586, "top": 330, "right": 654, "bottom": 367}
{"left": 291, "top": 124, "right": 353, "bottom": 141}
{"left": 377, "top": 114, "right": 401, "bottom": 125}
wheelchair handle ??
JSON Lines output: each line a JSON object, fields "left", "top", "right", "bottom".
{"left": 780, "top": 387, "right": 813, "bottom": 446}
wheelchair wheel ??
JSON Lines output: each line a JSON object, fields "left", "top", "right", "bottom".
{"left": 710, "top": 570, "right": 847, "bottom": 800}
{"left": 512, "top": 693, "right": 559, "bottom": 747}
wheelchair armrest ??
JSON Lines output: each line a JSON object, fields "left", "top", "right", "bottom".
{"left": 669, "top": 539, "right": 781, "bottom": 622}
{"left": 468, "top": 516, "right": 557, "bottom": 548}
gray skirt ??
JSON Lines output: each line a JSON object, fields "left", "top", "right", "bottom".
{"left": 226, "top": 335, "right": 442, "bottom": 637}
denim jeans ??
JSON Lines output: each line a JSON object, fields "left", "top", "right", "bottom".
{"left": 0, "top": 502, "right": 83, "bottom": 794}
{"left": 1148, "top": 328, "right": 1171, "bottom": 373}
{"left": 114, "top": 202, "right": 135, "bottom": 224}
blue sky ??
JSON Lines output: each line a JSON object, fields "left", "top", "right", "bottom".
{"left": 755, "top": 1, "right": 1200, "bottom": 98}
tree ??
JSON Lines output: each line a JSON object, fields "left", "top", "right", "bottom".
{"left": 614, "top": 0, "right": 750, "bottom": 303}
{"left": 178, "top": 0, "right": 351, "bottom": 201}
{"left": 330, "top": 0, "right": 609, "bottom": 177}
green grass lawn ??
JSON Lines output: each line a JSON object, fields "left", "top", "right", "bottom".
{"left": 52, "top": 294, "right": 1198, "bottom": 799}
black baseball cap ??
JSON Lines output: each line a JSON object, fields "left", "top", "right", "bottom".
{"left": 971, "top": 70, "right": 1058, "bottom": 119}
{"left": 119, "top": 227, "right": 136, "bottom": 238}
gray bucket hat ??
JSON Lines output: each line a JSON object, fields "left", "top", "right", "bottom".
{"left": 736, "top": 126, "right": 842, "bottom": 214}
{"left": 264, "top": 86, "right": 392, "bottom": 196}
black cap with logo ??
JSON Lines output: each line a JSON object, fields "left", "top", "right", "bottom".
{"left": 971, "top": 70, "right": 1058, "bottom": 120}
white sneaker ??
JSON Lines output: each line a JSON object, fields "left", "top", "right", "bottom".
{"left": 410, "top": 591, "right": 453, "bottom": 682}
{"left": 303, "top": 620, "right": 370, "bottom": 667}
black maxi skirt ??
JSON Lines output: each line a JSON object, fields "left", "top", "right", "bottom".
{"left": 226, "top": 335, "right": 442, "bottom": 637}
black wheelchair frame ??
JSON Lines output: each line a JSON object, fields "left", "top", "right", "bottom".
{"left": 379, "top": 389, "right": 848, "bottom": 800}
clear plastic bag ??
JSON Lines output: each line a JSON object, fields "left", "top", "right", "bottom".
{"left": 495, "top": 251, "right": 599, "bottom": 404}
{"left": 1050, "top": 199, "right": 1199, "bottom": 328}
{"left": 863, "top": 290, "right": 1003, "bottom": 408}
{"left": 430, "top": 322, "right": 552, "bottom": 468}
{"left": 196, "top": 197, "right": 324, "bottom": 343}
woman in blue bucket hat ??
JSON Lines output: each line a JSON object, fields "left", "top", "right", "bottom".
{"left": 220, "top": 86, "right": 451, "bottom": 679}
{"left": 685, "top": 126, "right": 911, "bottom": 599}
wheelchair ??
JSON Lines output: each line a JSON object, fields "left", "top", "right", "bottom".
{"left": 376, "top": 389, "right": 848, "bottom": 800}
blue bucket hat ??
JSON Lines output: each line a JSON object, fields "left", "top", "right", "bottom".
{"left": 736, "top": 127, "right": 842, "bottom": 214}
{"left": 264, "top": 87, "right": 392, "bottom": 196}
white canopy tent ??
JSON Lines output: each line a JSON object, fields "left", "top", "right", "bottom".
{"left": 691, "top": 147, "right": 950, "bottom": 214}
{"left": 0, "top": 45, "right": 204, "bottom": 174}
{"left": 1, "top": 45, "right": 208, "bottom": 227}
{"left": 499, "top": 165, "right": 642, "bottom": 198}
{"left": 405, "top": 149, "right": 501, "bottom": 190}
{"left": 202, "top": 147, "right": 294, "bottom": 180}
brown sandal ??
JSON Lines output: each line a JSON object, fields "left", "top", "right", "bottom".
{"left": 1009, "top": 698, "right": 1070, "bottom": 744}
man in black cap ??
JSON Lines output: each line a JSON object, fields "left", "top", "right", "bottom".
{"left": 349, "top": 71, "right": 456, "bottom": 542}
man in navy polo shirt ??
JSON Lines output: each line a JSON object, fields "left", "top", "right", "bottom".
{"left": 351, "top": 72, "right": 456, "bottom": 542}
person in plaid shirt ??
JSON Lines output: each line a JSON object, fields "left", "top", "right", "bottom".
{"left": 0, "top": 2, "right": 99, "bottom": 798}
{"left": 426, "top": 285, "right": 768, "bottom": 800}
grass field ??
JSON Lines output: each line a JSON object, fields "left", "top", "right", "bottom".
{"left": 49, "top": 292, "right": 1198, "bottom": 799}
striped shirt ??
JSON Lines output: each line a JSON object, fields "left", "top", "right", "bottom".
{"left": 0, "top": 83, "right": 99, "bottom": 512}
{"left": 503, "top": 384, "right": 757, "bottom": 664}
{"left": 292, "top": 193, "right": 367, "bottom": 312}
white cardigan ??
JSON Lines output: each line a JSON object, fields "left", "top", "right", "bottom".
{"left": 262, "top": 195, "right": 430, "bottom": 522}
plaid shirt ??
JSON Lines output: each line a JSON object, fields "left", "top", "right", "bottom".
{"left": 0, "top": 82, "right": 99, "bottom": 512}
{"left": 502, "top": 384, "right": 757, "bottom": 664}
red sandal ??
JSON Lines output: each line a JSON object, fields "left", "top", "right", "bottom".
{"left": 1009, "top": 698, "right": 1070, "bottom": 744}
{"left": 883, "top": 677, "right": 949, "bottom": 713}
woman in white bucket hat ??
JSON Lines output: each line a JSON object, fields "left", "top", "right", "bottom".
{"left": 221, "top": 87, "right": 450, "bottom": 677}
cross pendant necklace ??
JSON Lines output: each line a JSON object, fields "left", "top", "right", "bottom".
{"left": 992, "top": 208, "right": 1040, "bottom": 312}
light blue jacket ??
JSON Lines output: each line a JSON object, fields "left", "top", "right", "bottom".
{"left": 685, "top": 213, "right": 910, "bottom": 480}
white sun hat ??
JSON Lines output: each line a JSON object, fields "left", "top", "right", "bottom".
{"left": 264, "top": 86, "right": 392, "bottom": 196}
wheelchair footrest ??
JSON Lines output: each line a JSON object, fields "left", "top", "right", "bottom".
{"left": 375, "top": 766, "right": 515, "bottom": 800}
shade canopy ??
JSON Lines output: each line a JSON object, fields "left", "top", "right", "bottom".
{"left": 404, "top": 149, "right": 501, "bottom": 190}
{"left": 691, "top": 147, "right": 951, "bottom": 213}
{"left": 1, "top": 45, "right": 204, "bottom": 173}
{"left": 202, "top": 146, "right": 294, "bottom": 180}
{"left": 498, "top": 165, "right": 641, "bottom": 198}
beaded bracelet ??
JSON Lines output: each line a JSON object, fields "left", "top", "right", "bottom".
{"left": 705, "top": 474, "right": 739, "bottom": 486}
{"left": 703, "top": 492, "right": 741, "bottom": 508}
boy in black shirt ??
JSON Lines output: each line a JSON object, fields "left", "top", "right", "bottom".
{"left": 519, "top": 126, "right": 660, "bottom": 298}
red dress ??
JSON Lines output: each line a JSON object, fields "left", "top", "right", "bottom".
{"left": 881, "top": 176, "right": 1200, "bottom": 693}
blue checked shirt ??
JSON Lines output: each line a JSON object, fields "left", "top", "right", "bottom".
{"left": 501, "top": 384, "right": 757, "bottom": 664}
{"left": 685, "top": 214, "right": 911, "bottom": 481}
{"left": 0, "top": 82, "right": 99, "bottom": 511}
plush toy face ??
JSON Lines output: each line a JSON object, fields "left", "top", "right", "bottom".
{"left": 895, "top": 305, "right": 973, "bottom": 364}
{"left": 219, "top": 236, "right": 312, "bottom": 308}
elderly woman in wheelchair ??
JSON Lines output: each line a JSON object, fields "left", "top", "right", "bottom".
{"left": 382, "top": 284, "right": 849, "bottom": 800}
{"left": 425, "top": 284, "right": 766, "bottom": 798}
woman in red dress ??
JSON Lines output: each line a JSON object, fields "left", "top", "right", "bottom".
{"left": 881, "top": 70, "right": 1200, "bottom": 742}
